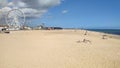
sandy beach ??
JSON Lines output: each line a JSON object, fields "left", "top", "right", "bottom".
{"left": 0, "top": 30, "right": 120, "bottom": 68}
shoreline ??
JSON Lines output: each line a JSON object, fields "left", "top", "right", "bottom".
{"left": 1, "top": 29, "right": 120, "bottom": 39}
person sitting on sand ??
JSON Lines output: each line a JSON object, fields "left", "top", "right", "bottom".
{"left": 83, "top": 39, "right": 91, "bottom": 43}
{"left": 76, "top": 39, "right": 91, "bottom": 44}
{"left": 102, "top": 35, "right": 107, "bottom": 39}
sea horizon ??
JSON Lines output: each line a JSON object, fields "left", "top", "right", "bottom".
{"left": 86, "top": 29, "right": 120, "bottom": 35}
{"left": 63, "top": 28, "right": 120, "bottom": 35}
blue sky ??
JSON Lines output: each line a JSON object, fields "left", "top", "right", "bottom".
{"left": 31, "top": 0, "right": 120, "bottom": 29}
{"left": 6, "top": 0, "right": 120, "bottom": 29}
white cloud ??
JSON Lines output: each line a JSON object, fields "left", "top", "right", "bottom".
{"left": 0, "top": 0, "right": 61, "bottom": 25}
{"left": 7, "top": 0, "right": 26, "bottom": 8}
{"left": 0, "top": 7, "right": 12, "bottom": 25}
{"left": 1, "top": 7, "right": 12, "bottom": 12}
{"left": 6, "top": 0, "right": 61, "bottom": 18}
{"left": 21, "top": 0, "right": 61, "bottom": 9}
{"left": 21, "top": 8, "right": 47, "bottom": 18}
{"left": 0, "top": 0, "right": 8, "bottom": 7}
{"left": 62, "top": 10, "right": 68, "bottom": 14}
{"left": 7, "top": 2, "right": 14, "bottom": 7}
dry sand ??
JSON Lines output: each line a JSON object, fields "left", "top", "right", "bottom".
{"left": 0, "top": 30, "right": 120, "bottom": 68}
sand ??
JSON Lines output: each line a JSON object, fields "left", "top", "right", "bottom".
{"left": 0, "top": 30, "right": 120, "bottom": 68}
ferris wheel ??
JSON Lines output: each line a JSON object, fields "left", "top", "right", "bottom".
{"left": 6, "top": 9, "right": 25, "bottom": 30}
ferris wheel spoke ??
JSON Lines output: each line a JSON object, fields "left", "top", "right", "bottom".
{"left": 6, "top": 9, "right": 25, "bottom": 30}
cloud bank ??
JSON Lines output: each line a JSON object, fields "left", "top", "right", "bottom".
{"left": 0, "top": 0, "right": 8, "bottom": 7}
{"left": 0, "top": 0, "right": 61, "bottom": 25}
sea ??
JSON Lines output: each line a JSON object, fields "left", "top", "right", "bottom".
{"left": 86, "top": 29, "right": 120, "bottom": 35}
